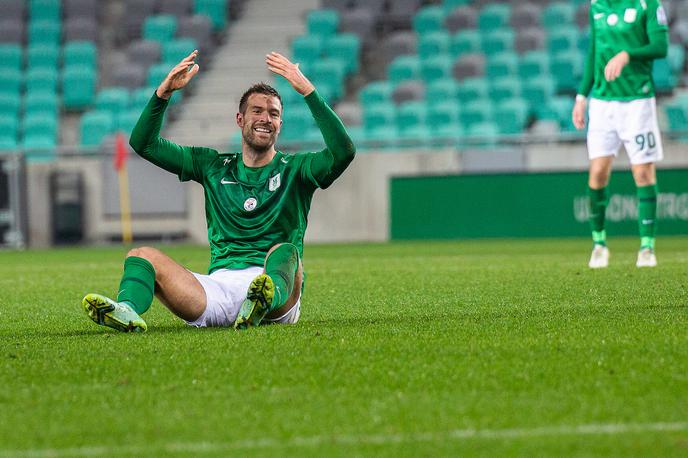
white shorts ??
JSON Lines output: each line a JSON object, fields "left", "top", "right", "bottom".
{"left": 186, "top": 266, "right": 301, "bottom": 328}
{"left": 587, "top": 97, "right": 663, "bottom": 165}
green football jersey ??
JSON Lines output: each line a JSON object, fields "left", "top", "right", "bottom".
{"left": 581, "top": 0, "right": 669, "bottom": 100}
{"left": 130, "top": 90, "right": 355, "bottom": 273}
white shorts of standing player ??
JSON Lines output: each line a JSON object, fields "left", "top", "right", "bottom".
{"left": 587, "top": 97, "right": 663, "bottom": 165}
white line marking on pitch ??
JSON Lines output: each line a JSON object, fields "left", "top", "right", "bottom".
{"left": 1, "top": 422, "right": 686, "bottom": 457}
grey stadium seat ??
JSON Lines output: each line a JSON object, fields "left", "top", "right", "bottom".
{"left": 575, "top": 2, "right": 590, "bottom": 29}
{"left": 128, "top": 40, "right": 162, "bottom": 66}
{"left": 515, "top": 27, "right": 545, "bottom": 54}
{"left": 113, "top": 64, "right": 148, "bottom": 90}
{"left": 122, "top": 0, "right": 157, "bottom": 42}
{"left": 445, "top": 6, "right": 478, "bottom": 33}
{"left": 340, "top": 7, "right": 377, "bottom": 45}
{"left": 178, "top": 14, "right": 214, "bottom": 53}
{"left": 0, "top": 1, "right": 26, "bottom": 22}
{"left": 0, "top": 20, "right": 24, "bottom": 44}
{"left": 352, "top": 0, "right": 385, "bottom": 15}
{"left": 64, "top": 17, "right": 98, "bottom": 42}
{"left": 157, "top": 0, "right": 193, "bottom": 19}
{"left": 64, "top": 0, "right": 98, "bottom": 21}
{"left": 321, "top": 0, "right": 354, "bottom": 14}
{"left": 392, "top": 80, "right": 425, "bottom": 105}
{"left": 511, "top": 3, "right": 541, "bottom": 28}
{"left": 452, "top": 53, "right": 486, "bottom": 80}
{"left": 381, "top": 0, "right": 424, "bottom": 33}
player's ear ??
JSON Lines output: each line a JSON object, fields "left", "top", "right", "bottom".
{"left": 236, "top": 112, "right": 244, "bottom": 128}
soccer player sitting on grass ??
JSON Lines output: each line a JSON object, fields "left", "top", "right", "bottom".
{"left": 572, "top": 0, "right": 668, "bottom": 269}
{"left": 81, "top": 50, "right": 356, "bottom": 332}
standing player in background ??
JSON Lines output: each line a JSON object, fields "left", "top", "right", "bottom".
{"left": 572, "top": 0, "right": 668, "bottom": 268}
{"left": 81, "top": 50, "right": 355, "bottom": 332}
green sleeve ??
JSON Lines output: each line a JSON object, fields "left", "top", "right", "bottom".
{"left": 129, "top": 93, "right": 216, "bottom": 183}
{"left": 301, "top": 90, "right": 356, "bottom": 189}
{"left": 627, "top": 0, "right": 669, "bottom": 60}
{"left": 577, "top": 8, "right": 595, "bottom": 97}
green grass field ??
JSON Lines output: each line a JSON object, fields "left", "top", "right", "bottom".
{"left": 1, "top": 237, "right": 687, "bottom": 457}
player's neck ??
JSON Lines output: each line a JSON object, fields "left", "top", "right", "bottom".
{"left": 241, "top": 146, "right": 276, "bottom": 168}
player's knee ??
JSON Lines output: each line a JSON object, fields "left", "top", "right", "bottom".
{"left": 267, "top": 242, "right": 299, "bottom": 259}
{"left": 126, "top": 246, "right": 161, "bottom": 264}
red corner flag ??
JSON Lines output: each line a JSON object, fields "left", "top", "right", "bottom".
{"left": 114, "top": 132, "right": 129, "bottom": 171}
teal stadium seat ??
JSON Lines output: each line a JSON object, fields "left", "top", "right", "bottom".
{"left": 388, "top": 55, "right": 422, "bottom": 86}
{"left": 29, "top": 0, "right": 61, "bottom": 22}
{"left": 481, "top": 29, "right": 515, "bottom": 56}
{"left": 494, "top": 97, "right": 529, "bottom": 134}
{"left": 27, "top": 44, "right": 60, "bottom": 71}
{"left": 420, "top": 55, "right": 452, "bottom": 83}
{"left": 324, "top": 33, "right": 360, "bottom": 74}
{"left": 665, "top": 99, "right": 688, "bottom": 137}
{"left": 652, "top": 59, "right": 676, "bottom": 92}
{"left": 280, "top": 104, "right": 316, "bottom": 142}
{"left": 22, "top": 112, "right": 58, "bottom": 145}
{"left": 451, "top": 30, "right": 481, "bottom": 58}
{"left": 478, "top": 4, "right": 511, "bottom": 31}
{"left": 144, "top": 15, "right": 178, "bottom": 44}
{"left": 363, "top": 102, "right": 396, "bottom": 133}
{"left": 428, "top": 101, "right": 463, "bottom": 142}
{"left": 489, "top": 76, "right": 521, "bottom": 103}
{"left": 292, "top": 35, "right": 322, "bottom": 68}
{"left": 95, "top": 88, "right": 130, "bottom": 117}
{"left": 0, "top": 94, "right": 21, "bottom": 118}
{"left": 147, "top": 63, "right": 170, "bottom": 87}
{"left": 550, "top": 50, "right": 584, "bottom": 92}
{"left": 518, "top": 51, "right": 550, "bottom": 80}
{"left": 486, "top": 52, "right": 518, "bottom": 80}
{"left": 24, "top": 91, "right": 58, "bottom": 117}
{"left": 667, "top": 43, "right": 686, "bottom": 74}
{"left": 418, "top": 31, "right": 451, "bottom": 60}
{"left": 548, "top": 28, "right": 580, "bottom": 56}
{"left": 359, "top": 81, "right": 394, "bottom": 105}
{"left": 460, "top": 99, "right": 493, "bottom": 129}
{"left": 25, "top": 68, "right": 58, "bottom": 93}
{"left": 307, "top": 9, "right": 339, "bottom": 38}
{"left": 522, "top": 76, "right": 556, "bottom": 110}
{"left": 0, "top": 69, "right": 23, "bottom": 98}
{"left": 130, "top": 87, "right": 156, "bottom": 111}
{"left": 0, "top": 134, "right": 18, "bottom": 152}
{"left": 62, "top": 65, "right": 97, "bottom": 109}
{"left": 28, "top": 20, "right": 61, "bottom": 46}
{"left": 541, "top": 2, "right": 575, "bottom": 30}
{"left": 426, "top": 77, "right": 459, "bottom": 102}
{"left": 0, "top": 115, "right": 19, "bottom": 142}
{"left": 465, "top": 121, "right": 499, "bottom": 146}
{"left": 442, "top": 0, "right": 471, "bottom": 14}
{"left": 413, "top": 5, "right": 445, "bottom": 36}
{"left": 578, "top": 31, "right": 590, "bottom": 54}
{"left": 22, "top": 134, "right": 57, "bottom": 161}
{"left": 456, "top": 77, "right": 488, "bottom": 104}
{"left": 63, "top": 41, "right": 97, "bottom": 69}
{"left": 310, "top": 58, "right": 346, "bottom": 99}
{"left": 80, "top": 110, "right": 115, "bottom": 146}
{"left": 195, "top": 0, "right": 228, "bottom": 30}
{"left": 163, "top": 38, "right": 198, "bottom": 65}
{"left": 117, "top": 109, "right": 143, "bottom": 135}
{"left": 536, "top": 95, "right": 574, "bottom": 130}
{"left": 396, "top": 100, "right": 428, "bottom": 131}
{"left": 0, "top": 44, "right": 23, "bottom": 71}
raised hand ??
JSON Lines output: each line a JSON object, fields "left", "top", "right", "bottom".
{"left": 156, "top": 50, "right": 200, "bottom": 100}
{"left": 266, "top": 51, "right": 315, "bottom": 96}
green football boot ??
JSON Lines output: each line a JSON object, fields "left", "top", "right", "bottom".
{"left": 234, "top": 274, "right": 274, "bottom": 330}
{"left": 82, "top": 293, "right": 147, "bottom": 333}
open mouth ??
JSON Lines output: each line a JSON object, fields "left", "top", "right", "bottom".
{"left": 254, "top": 126, "right": 272, "bottom": 134}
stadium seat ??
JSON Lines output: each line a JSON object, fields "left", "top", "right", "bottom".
{"left": 547, "top": 28, "right": 580, "bottom": 56}
{"left": 27, "top": 44, "right": 60, "bottom": 70}
{"left": 0, "top": 134, "right": 18, "bottom": 152}
{"left": 307, "top": 9, "right": 339, "bottom": 38}
{"left": 95, "top": 88, "right": 130, "bottom": 117}
{"left": 488, "top": 77, "right": 522, "bottom": 103}
{"left": 194, "top": 0, "right": 228, "bottom": 30}
{"left": 0, "top": 44, "right": 23, "bottom": 72}
{"left": 143, "top": 15, "right": 178, "bottom": 44}
{"left": 112, "top": 64, "right": 148, "bottom": 90}
{"left": 413, "top": 5, "right": 445, "bottom": 35}
{"left": 388, "top": 55, "right": 422, "bottom": 85}
{"left": 522, "top": 76, "right": 556, "bottom": 109}
{"left": 0, "top": 114, "right": 19, "bottom": 140}
{"left": 511, "top": 3, "right": 541, "bottom": 28}
{"left": 162, "top": 38, "right": 197, "bottom": 65}
{"left": 515, "top": 27, "right": 546, "bottom": 54}
{"left": 391, "top": 80, "right": 425, "bottom": 105}
{"left": 130, "top": 87, "right": 155, "bottom": 111}
{"left": 30, "top": 0, "right": 61, "bottom": 22}
{"left": 28, "top": 20, "right": 61, "bottom": 46}
{"left": 481, "top": 29, "right": 515, "bottom": 56}
{"left": 158, "top": 0, "right": 193, "bottom": 18}
{"left": 452, "top": 53, "right": 485, "bottom": 80}
{"left": 64, "top": 17, "right": 98, "bottom": 42}
{"left": 418, "top": 31, "right": 451, "bottom": 61}
{"left": 22, "top": 134, "right": 57, "bottom": 161}
{"left": 460, "top": 99, "right": 493, "bottom": 129}
{"left": 80, "top": 110, "right": 115, "bottom": 146}
{"left": 22, "top": 112, "right": 58, "bottom": 141}
{"left": 63, "top": 41, "right": 97, "bottom": 69}
{"left": 359, "top": 81, "right": 394, "bottom": 105}
{"left": 117, "top": 108, "right": 143, "bottom": 135}
{"left": 420, "top": 55, "right": 452, "bottom": 83}
{"left": 518, "top": 50, "right": 550, "bottom": 80}
{"left": 292, "top": 35, "right": 323, "bottom": 67}
{"left": 486, "top": 52, "right": 518, "bottom": 80}
{"left": 0, "top": 19, "right": 25, "bottom": 44}
{"left": 0, "top": 68, "right": 23, "bottom": 98}
{"left": 550, "top": 50, "right": 584, "bottom": 92}
{"left": 450, "top": 30, "right": 481, "bottom": 58}
{"left": 445, "top": 6, "right": 478, "bottom": 33}
{"left": 442, "top": 0, "right": 471, "bottom": 14}
{"left": 396, "top": 100, "right": 428, "bottom": 132}
{"left": 25, "top": 68, "right": 58, "bottom": 93}
{"left": 62, "top": 65, "right": 96, "bottom": 109}
{"left": 652, "top": 59, "right": 677, "bottom": 92}
{"left": 478, "top": 3, "right": 511, "bottom": 31}
{"left": 325, "top": 33, "right": 360, "bottom": 74}
{"left": 0, "top": 0, "right": 26, "bottom": 23}
{"left": 456, "top": 77, "right": 488, "bottom": 103}
{"left": 536, "top": 95, "right": 574, "bottom": 130}
{"left": 363, "top": 102, "right": 396, "bottom": 133}
{"left": 428, "top": 101, "right": 463, "bottom": 143}
{"left": 178, "top": 14, "right": 214, "bottom": 53}
{"left": 24, "top": 91, "right": 59, "bottom": 117}
{"left": 542, "top": 2, "right": 576, "bottom": 29}
{"left": 310, "top": 58, "right": 346, "bottom": 99}
{"left": 339, "top": 7, "right": 376, "bottom": 47}
{"left": 465, "top": 121, "right": 499, "bottom": 147}
{"left": 0, "top": 93, "right": 21, "bottom": 118}
{"left": 493, "top": 97, "right": 529, "bottom": 134}
{"left": 147, "top": 63, "right": 171, "bottom": 87}
{"left": 425, "top": 77, "right": 459, "bottom": 102}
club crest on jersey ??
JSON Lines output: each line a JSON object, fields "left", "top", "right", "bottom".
{"left": 656, "top": 6, "right": 667, "bottom": 25}
{"left": 624, "top": 8, "right": 637, "bottom": 23}
{"left": 269, "top": 173, "right": 281, "bottom": 192}
{"left": 607, "top": 13, "right": 618, "bottom": 26}
{"left": 244, "top": 197, "right": 258, "bottom": 211}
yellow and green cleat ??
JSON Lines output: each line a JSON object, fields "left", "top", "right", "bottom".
{"left": 82, "top": 293, "right": 147, "bottom": 333}
{"left": 234, "top": 274, "right": 274, "bottom": 330}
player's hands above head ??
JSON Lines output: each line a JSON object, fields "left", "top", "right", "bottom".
{"left": 604, "top": 51, "right": 630, "bottom": 82}
{"left": 572, "top": 97, "right": 587, "bottom": 130}
{"left": 156, "top": 50, "right": 200, "bottom": 100}
{"left": 266, "top": 52, "right": 315, "bottom": 97}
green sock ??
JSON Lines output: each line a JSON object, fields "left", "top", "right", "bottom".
{"left": 637, "top": 184, "right": 658, "bottom": 249}
{"left": 588, "top": 186, "right": 609, "bottom": 246}
{"left": 116, "top": 256, "right": 155, "bottom": 315}
{"left": 265, "top": 243, "right": 299, "bottom": 311}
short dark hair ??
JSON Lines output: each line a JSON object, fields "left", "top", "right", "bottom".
{"left": 239, "top": 83, "right": 282, "bottom": 114}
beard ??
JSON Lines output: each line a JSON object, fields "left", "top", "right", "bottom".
{"left": 242, "top": 123, "right": 277, "bottom": 153}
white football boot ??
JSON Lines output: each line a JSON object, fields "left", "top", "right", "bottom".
{"left": 636, "top": 248, "right": 657, "bottom": 268}
{"left": 588, "top": 245, "right": 609, "bottom": 269}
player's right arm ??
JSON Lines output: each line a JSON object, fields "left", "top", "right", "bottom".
{"left": 573, "top": 6, "right": 595, "bottom": 130}
{"left": 129, "top": 51, "right": 204, "bottom": 178}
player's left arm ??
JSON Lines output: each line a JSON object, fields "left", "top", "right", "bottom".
{"left": 605, "top": 0, "right": 669, "bottom": 81}
{"left": 266, "top": 52, "right": 356, "bottom": 189}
